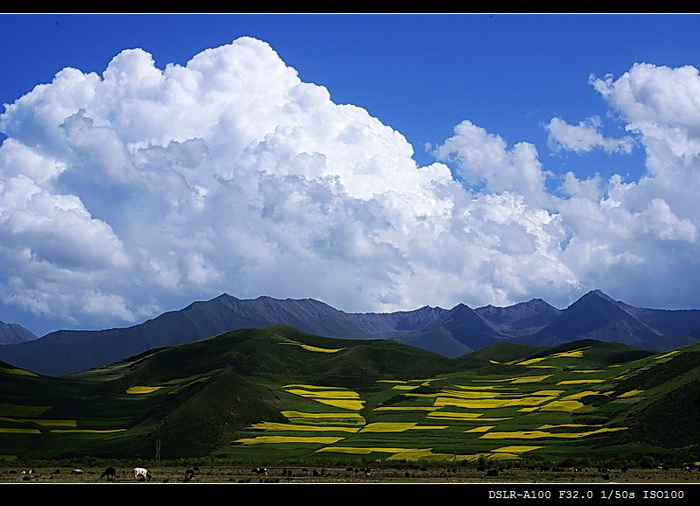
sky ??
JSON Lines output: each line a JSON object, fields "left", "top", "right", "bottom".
{"left": 2, "top": 13, "right": 700, "bottom": 336}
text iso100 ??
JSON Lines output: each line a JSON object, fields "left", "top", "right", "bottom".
{"left": 643, "top": 490, "right": 685, "bottom": 500}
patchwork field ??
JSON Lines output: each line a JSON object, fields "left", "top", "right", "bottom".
{"left": 1, "top": 326, "right": 698, "bottom": 473}
{"left": 219, "top": 344, "right": 682, "bottom": 465}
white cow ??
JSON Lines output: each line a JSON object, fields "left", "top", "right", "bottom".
{"left": 133, "top": 467, "right": 151, "bottom": 481}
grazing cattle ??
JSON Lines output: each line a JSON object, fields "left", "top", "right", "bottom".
{"left": 101, "top": 467, "right": 117, "bottom": 480}
{"left": 486, "top": 469, "right": 499, "bottom": 477}
{"left": 72, "top": 468, "right": 83, "bottom": 474}
{"left": 185, "top": 469, "right": 197, "bottom": 481}
{"left": 252, "top": 467, "right": 268, "bottom": 476}
{"left": 134, "top": 467, "right": 151, "bottom": 481}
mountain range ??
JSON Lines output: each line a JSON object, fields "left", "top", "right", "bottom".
{"left": 1, "top": 289, "right": 699, "bottom": 377}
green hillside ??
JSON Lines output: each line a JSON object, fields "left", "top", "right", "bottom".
{"left": 0, "top": 326, "right": 698, "bottom": 467}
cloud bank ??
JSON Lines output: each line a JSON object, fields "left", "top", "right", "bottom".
{"left": 1, "top": 38, "right": 699, "bottom": 331}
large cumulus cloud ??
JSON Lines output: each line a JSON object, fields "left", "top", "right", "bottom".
{"left": 1, "top": 38, "right": 700, "bottom": 332}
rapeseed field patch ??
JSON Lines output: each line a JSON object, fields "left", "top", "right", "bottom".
{"left": 618, "top": 390, "right": 644, "bottom": 398}
{"left": 50, "top": 429, "right": 127, "bottom": 433}
{"left": 0, "top": 403, "right": 49, "bottom": 417}
{"left": 513, "top": 357, "right": 547, "bottom": 366}
{"left": 538, "top": 400, "right": 584, "bottom": 411}
{"left": 283, "top": 385, "right": 365, "bottom": 410}
{"left": 360, "top": 422, "right": 416, "bottom": 432}
{"left": 0, "top": 367, "right": 37, "bottom": 377}
{"left": 465, "top": 426, "right": 495, "bottom": 433}
{"left": 480, "top": 427, "right": 627, "bottom": 440}
{"left": 250, "top": 421, "right": 360, "bottom": 433}
{"left": 374, "top": 406, "right": 437, "bottom": 412}
{"left": 126, "top": 386, "right": 164, "bottom": 394}
{"left": 24, "top": 419, "right": 77, "bottom": 427}
{"left": 0, "top": 428, "right": 41, "bottom": 434}
{"left": 492, "top": 446, "right": 542, "bottom": 453}
{"left": 511, "top": 375, "right": 552, "bottom": 383}
{"left": 557, "top": 379, "right": 605, "bottom": 385}
{"left": 426, "top": 411, "right": 484, "bottom": 420}
{"left": 316, "top": 446, "right": 429, "bottom": 455}
{"left": 655, "top": 351, "right": 681, "bottom": 360}
{"left": 235, "top": 436, "right": 345, "bottom": 445}
{"left": 561, "top": 390, "right": 600, "bottom": 400}
{"left": 281, "top": 411, "right": 366, "bottom": 425}
{"left": 280, "top": 341, "right": 345, "bottom": 353}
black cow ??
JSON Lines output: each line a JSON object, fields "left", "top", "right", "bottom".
{"left": 101, "top": 467, "right": 117, "bottom": 480}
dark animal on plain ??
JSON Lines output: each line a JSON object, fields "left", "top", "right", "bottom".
{"left": 486, "top": 469, "right": 499, "bottom": 477}
{"left": 101, "top": 467, "right": 117, "bottom": 480}
{"left": 252, "top": 467, "right": 268, "bottom": 476}
{"left": 185, "top": 469, "right": 196, "bottom": 481}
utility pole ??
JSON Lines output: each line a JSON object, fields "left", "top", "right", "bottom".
{"left": 155, "top": 439, "right": 161, "bottom": 461}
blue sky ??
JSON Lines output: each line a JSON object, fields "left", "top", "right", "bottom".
{"left": 2, "top": 13, "right": 700, "bottom": 336}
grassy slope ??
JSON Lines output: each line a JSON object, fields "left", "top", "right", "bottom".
{"left": 1, "top": 330, "right": 699, "bottom": 465}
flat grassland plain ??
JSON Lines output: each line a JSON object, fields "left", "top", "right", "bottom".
{"left": 0, "top": 464, "right": 696, "bottom": 484}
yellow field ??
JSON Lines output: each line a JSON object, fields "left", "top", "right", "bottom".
{"left": 434, "top": 395, "right": 558, "bottom": 409}
{"left": 426, "top": 411, "right": 484, "bottom": 420}
{"left": 250, "top": 421, "right": 360, "bottom": 433}
{"left": 374, "top": 406, "right": 437, "bottom": 412}
{"left": 560, "top": 390, "right": 600, "bottom": 400}
{"left": 49, "top": 429, "right": 126, "bottom": 434}
{"left": 0, "top": 367, "right": 37, "bottom": 377}
{"left": 655, "top": 351, "right": 681, "bottom": 360}
{"left": 0, "top": 404, "right": 50, "bottom": 417}
{"left": 557, "top": 379, "right": 605, "bottom": 385}
{"left": 510, "top": 375, "right": 552, "bottom": 384}
{"left": 235, "top": 436, "right": 345, "bottom": 445}
{"left": 280, "top": 341, "right": 345, "bottom": 353}
{"left": 317, "top": 446, "right": 428, "bottom": 455}
{"left": 281, "top": 411, "right": 366, "bottom": 425}
{"left": 359, "top": 423, "right": 416, "bottom": 432}
{"left": 538, "top": 400, "right": 585, "bottom": 411}
{"left": 126, "top": 386, "right": 163, "bottom": 394}
{"left": 465, "top": 426, "right": 495, "bottom": 433}
{"left": 492, "top": 446, "right": 542, "bottom": 453}
{"left": 283, "top": 385, "right": 365, "bottom": 411}
{"left": 512, "top": 357, "right": 547, "bottom": 366}
{"left": 480, "top": 427, "right": 628, "bottom": 439}
{"left": 23, "top": 419, "right": 77, "bottom": 427}
{"left": 618, "top": 390, "right": 644, "bottom": 398}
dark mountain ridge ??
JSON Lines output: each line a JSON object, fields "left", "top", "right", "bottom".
{"left": 0, "top": 289, "right": 699, "bottom": 377}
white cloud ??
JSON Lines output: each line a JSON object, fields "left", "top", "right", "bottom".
{"left": 2, "top": 38, "right": 700, "bottom": 332}
{"left": 432, "top": 120, "right": 552, "bottom": 209}
{"left": 545, "top": 116, "right": 635, "bottom": 154}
